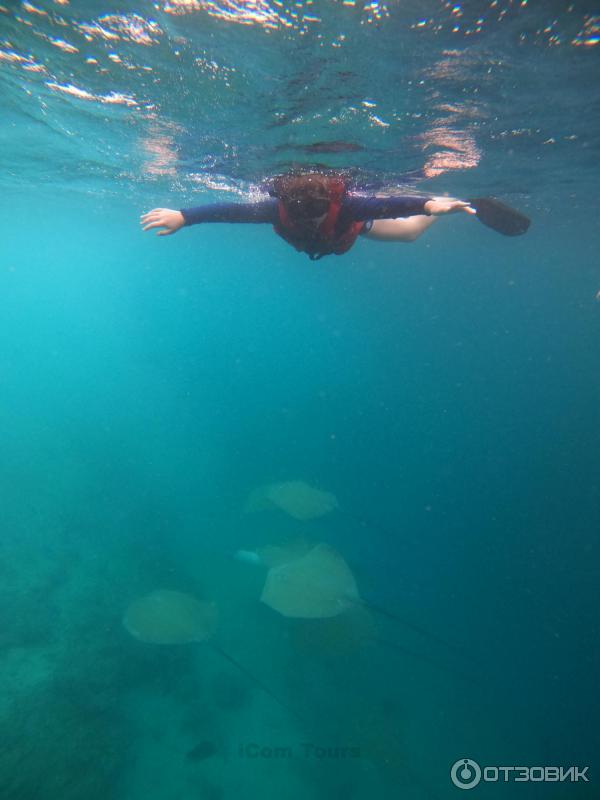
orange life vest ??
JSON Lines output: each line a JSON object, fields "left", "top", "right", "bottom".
{"left": 272, "top": 177, "right": 364, "bottom": 260}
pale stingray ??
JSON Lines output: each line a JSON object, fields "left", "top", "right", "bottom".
{"left": 124, "top": 590, "right": 218, "bottom": 645}
{"left": 243, "top": 480, "right": 393, "bottom": 542}
{"left": 255, "top": 543, "right": 469, "bottom": 675}
{"left": 245, "top": 480, "right": 339, "bottom": 521}
{"left": 261, "top": 543, "right": 360, "bottom": 618}
{"left": 123, "top": 590, "right": 299, "bottom": 717}
{"left": 252, "top": 544, "right": 374, "bottom": 656}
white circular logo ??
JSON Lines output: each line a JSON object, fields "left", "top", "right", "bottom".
{"left": 451, "top": 759, "right": 482, "bottom": 790}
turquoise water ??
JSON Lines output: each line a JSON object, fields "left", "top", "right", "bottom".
{"left": 1, "top": 2, "right": 599, "bottom": 798}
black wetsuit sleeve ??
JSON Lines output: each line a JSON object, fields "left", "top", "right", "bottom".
{"left": 181, "top": 199, "right": 279, "bottom": 226}
{"left": 343, "top": 195, "right": 431, "bottom": 222}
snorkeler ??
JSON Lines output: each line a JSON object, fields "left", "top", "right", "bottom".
{"left": 140, "top": 172, "right": 530, "bottom": 260}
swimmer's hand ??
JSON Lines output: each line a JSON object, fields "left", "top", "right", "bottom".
{"left": 140, "top": 208, "right": 185, "bottom": 236}
{"left": 424, "top": 198, "right": 476, "bottom": 216}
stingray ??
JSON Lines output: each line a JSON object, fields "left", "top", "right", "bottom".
{"left": 243, "top": 479, "right": 395, "bottom": 542}
{"left": 261, "top": 543, "right": 359, "bottom": 619}
{"left": 123, "top": 589, "right": 299, "bottom": 717}
{"left": 244, "top": 480, "right": 339, "bottom": 521}
{"left": 241, "top": 542, "right": 472, "bottom": 678}
{"left": 123, "top": 590, "right": 218, "bottom": 645}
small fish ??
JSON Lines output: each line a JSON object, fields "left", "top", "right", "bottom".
{"left": 186, "top": 741, "right": 217, "bottom": 762}
{"left": 298, "top": 141, "right": 365, "bottom": 154}
{"left": 273, "top": 141, "right": 364, "bottom": 154}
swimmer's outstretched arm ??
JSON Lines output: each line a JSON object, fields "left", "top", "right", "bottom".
{"left": 351, "top": 196, "right": 475, "bottom": 243}
{"left": 141, "top": 208, "right": 185, "bottom": 236}
{"left": 140, "top": 195, "right": 474, "bottom": 240}
{"left": 141, "top": 200, "right": 278, "bottom": 235}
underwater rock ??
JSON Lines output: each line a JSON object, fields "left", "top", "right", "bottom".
{"left": 186, "top": 740, "right": 217, "bottom": 761}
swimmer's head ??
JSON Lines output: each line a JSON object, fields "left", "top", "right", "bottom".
{"left": 268, "top": 172, "right": 347, "bottom": 223}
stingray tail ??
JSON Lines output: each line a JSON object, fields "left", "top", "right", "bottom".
{"left": 362, "top": 600, "right": 467, "bottom": 658}
{"left": 374, "top": 636, "right": 479, "bottom": 685}
{"left": 210, "top": 642, "right": 304, "bottom": 723}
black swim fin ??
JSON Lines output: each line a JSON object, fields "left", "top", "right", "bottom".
{"left": 468, "top": 197, "right": 531, "bottom": 236}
